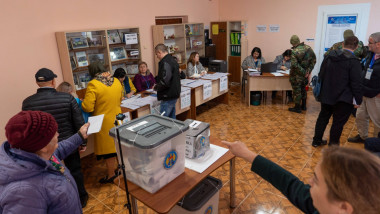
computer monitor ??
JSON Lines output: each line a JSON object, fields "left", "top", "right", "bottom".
{"left": 261, "top": 62, "right": 277, "bottom": 73}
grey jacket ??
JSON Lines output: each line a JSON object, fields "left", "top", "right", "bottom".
{"left": 273, "top": 55, "right": 291, "bottom": 70}
{"left": 241, "top": 55, "right": 266, "bottom": 70}
{"left": 186, "top": 62, "right": 205, "bottom": 77}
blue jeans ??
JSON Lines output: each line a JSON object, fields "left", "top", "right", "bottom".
{"left": 160, "top": 99, "right": 177, "bottom": 119}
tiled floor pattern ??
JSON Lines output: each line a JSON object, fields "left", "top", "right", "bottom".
{"left": 81, "top": 85, "right": 371, "bottom": 214}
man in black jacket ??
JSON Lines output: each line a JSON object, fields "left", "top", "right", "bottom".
{"left": 312, "top": 36, "right": 363, "bottom": 147}
{"left": 348, "top": 32, "right": 380, "bottom": 143}
{"left": 154, "top": 44, "right": 181, "bottom": 119}
{"left": 22, "top": 68, "right": 89, "bottom": 207}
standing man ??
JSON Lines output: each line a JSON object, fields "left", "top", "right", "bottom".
{"left": 348, "top": 32, "right": 380, "bottom": 143}
{"left": 22, "top": 68, "right": 89, "bottom": 207}
{"left": 288, "top": 35, "right": 317, "bottom": 113}
{"left": 324, "top": 29, "right": 367, "bottom": 60}
{"left": 312, "top": 36, "right": 363, "bottom": 147}
{"left": 154, "top": 44, "right": 181, "bottom": 119}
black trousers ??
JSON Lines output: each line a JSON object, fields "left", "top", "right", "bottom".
{"left": 64, "top": 150, "right": 88, "bottom": 200}
{"left": 313, "top": 102, "right": 353, "bottom": 144}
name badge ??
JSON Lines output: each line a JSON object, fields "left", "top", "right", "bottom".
{"left": 365, "top": 68, "right": 373, "bottom": 80}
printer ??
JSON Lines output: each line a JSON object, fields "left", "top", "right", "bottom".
{"left": 208, "top": 60, "right": 227, "bottom": 73}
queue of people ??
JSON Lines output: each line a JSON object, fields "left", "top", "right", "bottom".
{"left": 1, "top": 29, "right": 380, "bottom": 214}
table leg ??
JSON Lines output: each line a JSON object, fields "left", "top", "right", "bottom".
{"left": 230, "top": 158, "right": 236, "bottom": 208}
{"left": 131, "top": 196, "right": 138, "bottom": 214}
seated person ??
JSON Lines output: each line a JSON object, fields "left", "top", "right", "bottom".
{"left": 172, "top": 56, "right": 186, "bottom": 79}
{"left": 133, "top": 61, "right": 156, "bottom": 92}
{"left": 241, "top": 47, "right": 266, "bottom": 71}
{"left": 186, "top": 52, "right": 206, "bottom": 78}
{"left": 113, "top": 68, "right": 136, "bottom": 98}
{"left": 223, "top": 140, "right": 380, "bottom": 214}
{"left": 272, "top": 49, "right": 293, "bottom": 100}
{"left": 0, "top": 110, "right": 89, "bottom": 213}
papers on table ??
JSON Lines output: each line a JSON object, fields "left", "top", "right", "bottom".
{"left": 185, "top": 144, "right": 229, "bottom": 173}
{"left": 248, "top": 71, "right": 261, "bottom": 76}
{"left": 248, "top": 68, "right": 258, "bottom": 72}
{"left": 87, "top": 114, "right": 104, "bottom": 134}
{"left": 277, "top": 69, "right": 290, "bottom": 75}
{"left": 120, "top": 94, "right": 158, "bottom": 110}
{"left": 271, "top": 72, "right": 285, "bottom": 76}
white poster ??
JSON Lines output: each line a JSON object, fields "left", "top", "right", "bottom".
{"left": 124, "top": 33, "right": 138, "bottom": 45}
{"left": 219, "top": 76, "right": 228, "bottom": 92}
{"left": 203, "top": 81, "right": 212, "bottom": 100}
{"left": 256, "top": 25, "right": 266, "bottom": 32}
{"left": 324, "top": 16, "right": 357, "bottom": 53}
{"left": 180, "top": 89, "right": 191, "bottom": 109}
{"left": 269, "top": 25, "right": 280, "bottom": 32}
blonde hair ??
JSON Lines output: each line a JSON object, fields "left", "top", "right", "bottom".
{"left": 56, "top": 82, "right": 72, "bottom": 93}
{"left": 187, "top": 52, "right": 199, "bottom": 66}
{"left": 321, "top": 146, "right": 380, "bottom": 214}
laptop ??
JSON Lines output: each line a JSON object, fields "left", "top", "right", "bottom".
{"left": 261, "top": 62, "right": 277, "bottom": 73}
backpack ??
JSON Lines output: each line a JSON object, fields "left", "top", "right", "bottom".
{"left": 310, "top": 55, "right": 329, "bottom": 102}
{"left": 310, "top": 76, "right": 321, "bottom": 102}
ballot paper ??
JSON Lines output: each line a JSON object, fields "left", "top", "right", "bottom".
{"left": 277, "top": 69, "right": 290, "bottom": 75}
{"left": 87, "top": 114, "right": 104, "bottom": 134}
{"left": 248, "top": 68, "right": 258, "bottom": 72}
{"left": 271, "top": 72, "right": 284, "bottom": 76}
{"left": 185, "top": 144, "right": 229, "bottom": 173}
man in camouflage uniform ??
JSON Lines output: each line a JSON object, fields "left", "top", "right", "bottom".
{"left": 288, "top": 35, "right": 316, "bottom": 113}
{"left": 324, "top": 29, "right": 367, "bottom": 60}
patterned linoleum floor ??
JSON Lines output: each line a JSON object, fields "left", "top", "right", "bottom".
{"left": 81, "top": 84, "right": 371, "bottom": 214}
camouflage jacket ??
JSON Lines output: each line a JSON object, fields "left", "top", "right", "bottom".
{"left": 324, "top": 41, "right": 367, "bottom": 60}
{"left": 290, "top": 43, "right": 316, "bottom": 77}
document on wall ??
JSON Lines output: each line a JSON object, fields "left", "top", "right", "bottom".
{"left": 256, "top": 25, "right": 267, "bottom": 32}
{"left": 203, "top": 81, "right": 212, "bottom": 100}
{"left": 269, "top": 24, "right": 280, "bottom": 32}
{"left": 185, "top": 144, "right": 229, "bottom": 173}
{"left": 324, "top": 16, "right": 357, "bottom": 52}
{"left": 180, "top": 88, "right": 191, "bottom": 109}
{"left": 87, "top": 114, "right": 104, "bottom": 134}
{"left": 219, "top": 75, "right": 228, "bottom": 92}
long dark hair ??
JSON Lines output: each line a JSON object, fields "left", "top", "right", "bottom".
{"left": 251, "top": 47, "right": 262, "bottom": 59}
{"left": 282, "top": 49, "right": 292, "bottom": 58}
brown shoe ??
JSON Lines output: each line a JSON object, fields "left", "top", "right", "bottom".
{"left": 348, "top": 134, "right": 365, "bottom": 143}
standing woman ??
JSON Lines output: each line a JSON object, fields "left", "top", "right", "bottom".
{"left": 113, "top": 68, "right": 136, "bottom": 98}
{"left": 133, "top": 61, "right": 156, "bottom": 92}
{"left": 273, "top": 49, "right": 293, "bottom": 100}
{"left": 186, "top": 52, "right": 206, "bottom": 78}
{"left": 241, "top": 47, "right": 266, "bottom": 70}
{"left": 82, "top": 62, "right": 123, "bottom": 183}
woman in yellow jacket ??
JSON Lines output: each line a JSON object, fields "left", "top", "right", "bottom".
{"left": 82, "top": 62, "right": 123, "bottom": 183}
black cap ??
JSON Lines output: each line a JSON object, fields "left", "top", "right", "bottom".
{"left": 35, "top": 68, "right": 57, "bottom": 82}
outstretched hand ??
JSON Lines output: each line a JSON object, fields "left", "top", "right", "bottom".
{"left": 222, "top": 141, "right": 257, "bottom": 163}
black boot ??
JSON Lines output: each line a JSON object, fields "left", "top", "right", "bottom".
{"left": 312, "top": 140, "right": 327, "bottom": 147}
{"left": 288, "top": 104, "right": 302, "bottom": 113}
{"left": 301, "top": 98, "right": 307, "bottom": 111}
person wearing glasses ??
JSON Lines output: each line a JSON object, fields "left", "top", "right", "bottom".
{"left": 348, "top": 32, "right": 380, "bottom": 144}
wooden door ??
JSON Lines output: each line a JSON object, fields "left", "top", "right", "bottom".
{"left": 210, "top": 22, "right": 227, "bottom": 61}
{"left": 228, "top": 56, "right": 241, "bottom": 83}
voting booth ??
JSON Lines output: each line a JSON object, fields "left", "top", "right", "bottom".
{"left": 109, "top": 114, "right": 189, "bottom": 193}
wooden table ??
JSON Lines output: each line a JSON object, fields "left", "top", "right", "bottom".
{"left": 185, "top": 77, "right": 229, "bottom": 119}
{"left": 245, "top": 72, "right": 292, "bottom": 105}
{"left": 116, "top": 136, "right": 236, "bottom": 214}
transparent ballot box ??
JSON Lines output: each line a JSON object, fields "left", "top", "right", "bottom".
{"left": 184, "top": 119, "right": 210, "bottom": 159}
{"left": 109, "top": 114, "right": 189, "bottom": 193}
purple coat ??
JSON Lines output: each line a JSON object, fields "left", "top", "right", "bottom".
{"left": 0, "top": 134, "right": 83, "bottom": 214}
{"left": 133, "top": 73, "right": 156, "bottom": 92}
